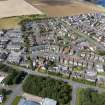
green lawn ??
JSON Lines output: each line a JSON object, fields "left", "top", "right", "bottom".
{"left": 76, "top": 88, "right": 105, "bottom": 105}
{"left": 12, "top": 96, "right": 21, "bottom": 105}
{"left": 97, "top": 72, "right": 105, "bottom": 76}
{"left": 73, "top": 66, "right": 83, "bottom": 72}
{"left": 0, "top": 14, "right": 46, "bottom": 29}
{"left": 0, "top": 17, "right": 21, "bottom": 29}
{"left": 0, "top": 103, "right": 4, "bottom": 105}
{"left": 72, "top": 78, "right": 96, "bottom": 86}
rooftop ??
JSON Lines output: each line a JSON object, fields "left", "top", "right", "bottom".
{"left": 18, "top": 99, "right": 40, "bottom": 105}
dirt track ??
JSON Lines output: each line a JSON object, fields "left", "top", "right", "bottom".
{"left": 0, "top": 0, "right": 43, "bottom": 18}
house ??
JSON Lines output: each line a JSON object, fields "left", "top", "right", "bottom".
{"left": 7, "top": 42, "right": 21, "bottom": 51}
{"left": 96, "top": 64, "right": 104, "bottom": 72}
{"left": 0, "top": 31, "right": 4, "bottom": 36}
{"left": 0, "top": 52, "right": 8, "bottom": 62}
{"left": 85, "top": 71, "right": 97, "bottom": 82}
{"left": 11, "top": 37, "right": 23, "bottom": 43}
{"left": 0, "top": 72, "right": 8, "bottom": 83}
{"left": 7, "top": 51, "right": 22, "bottom": 64}
{"left": 6, "top": 29, "right": 22, "bottom": 38}
{"left": 97, "top": 75, "right": 105, "bottom": 83}
{"left": 0, "top": 36, "right": 9, "bottom": 43}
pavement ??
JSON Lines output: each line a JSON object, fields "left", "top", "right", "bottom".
{"left": 5, "top": 84, "right": 23, "bottom": 105}
{"left": 5, "top": 63, "right": 105, "bottom": 105}
{"left": 71, "top": 84, "right": 77, "bottom": 105}
{"left": 61, "top": 19, "right": 105, "bottom": 51}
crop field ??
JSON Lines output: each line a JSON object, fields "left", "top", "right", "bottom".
{"left": 0, "top": 0, "right": 43, "bottom": 19}
{"left": 25, "top": 0, "right": 105, "bottom": 17}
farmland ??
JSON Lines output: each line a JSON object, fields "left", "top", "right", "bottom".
{"left": 25, "top": 0, "right": 105, "bottom": 17}
{"left": 0, "top": 0, "right": 42, "bottom": 18}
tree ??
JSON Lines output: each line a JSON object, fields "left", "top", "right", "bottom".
{"left": 23, "top": 75, "right": 72, "bottom": 105}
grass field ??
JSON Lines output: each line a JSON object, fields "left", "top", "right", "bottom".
{"left": 0, "top": 104, "right": 4, "bottom": 105}
{"left": 0, "top": 17, "right": 21, "bottom": 29}
{"left": 0, "top": 15, "right": 45, "bottom": 29}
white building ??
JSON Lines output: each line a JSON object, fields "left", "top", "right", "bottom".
{"left": 41, "top": 98, "right": 57, "bottom": 105}
{"left": 96, "top": 64, "right": 104, "bottom": 72}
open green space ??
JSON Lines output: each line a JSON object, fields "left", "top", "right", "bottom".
{"left": 73, "top": 66, "right": 83, "bottom": 72}
{"left": 72, "top": 78, "right": 96, "bottom": 86}
{"left": 23, "top": 75, "right": 72, "bottom": 105}
{"left": 12, "top": 96, "right": 21, "bottom": 105}
{"left": 0, "top": 14, "right": 46, "bottom": 29}
{"left": 77, "top": 88, "right": 105, "bottom": 105}
{"left": 0, "top": 17, "right": 21, "bottom": 29}
{"left": 96, "top": 50, "right": 105, "bottom": 56}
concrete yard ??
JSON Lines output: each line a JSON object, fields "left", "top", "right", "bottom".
{"left": 0, "top": 0, "right": 43, "bottom": 18}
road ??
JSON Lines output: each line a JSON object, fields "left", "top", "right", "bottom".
{"left": 6, "top": 64, "right": 105, "bottom": 90}
{"left": 5, "top": 84, "right": 23, "bottom": 105}
{"left": 71, "top": 84, "right": 78, "bottom": 105}
{"left": 4, "top": 75, "right": 28, "bottom": 105}
{"left": 61, "top": 19, "right": 105, "bottom": 51}
{"left": 5, "top": 63, "right": 105, "bottom": 105}
{"left": 1, "top": 17, "right": 105, "bottom": 105}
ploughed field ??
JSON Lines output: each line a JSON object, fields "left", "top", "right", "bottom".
{"left": 25, "top": 0, "right": 105, "bottom": 16}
